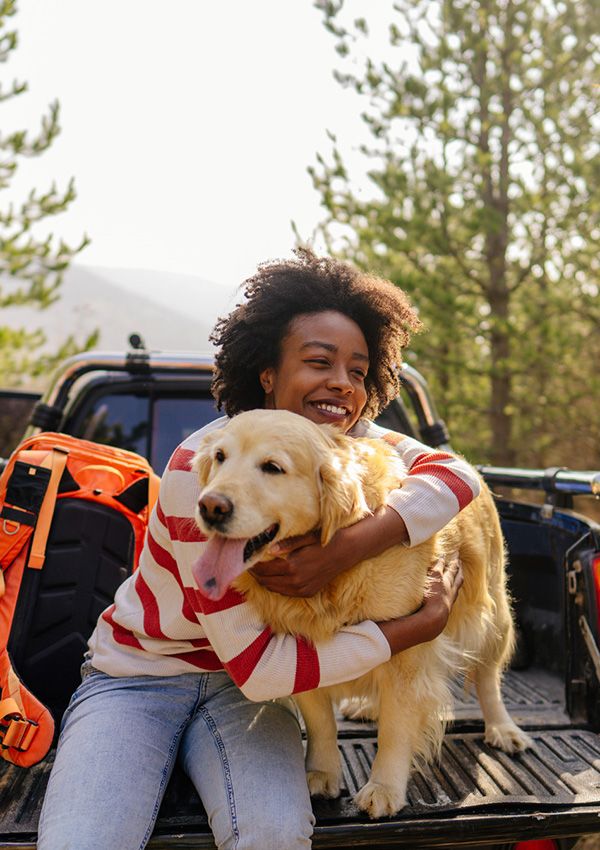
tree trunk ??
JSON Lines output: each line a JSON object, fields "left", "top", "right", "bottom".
{"left": 481, "top": 2, "right": 515, "bottom": 466}
{"left": 488, "top": 280, "right": 514, "bottom": 465}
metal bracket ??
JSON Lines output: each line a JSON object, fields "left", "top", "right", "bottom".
{"left": 541, "top": 466, "right": 572, "bottom": 516}
{"left": 567, "top": 559, "right": 582, "bottom": 595}
{"left": 568, "top": 571, "right": 578, "bottom": 595}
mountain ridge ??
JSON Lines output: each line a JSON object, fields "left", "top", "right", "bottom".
{"left": 1, "top": 264, "right": 238, "bottom": 354}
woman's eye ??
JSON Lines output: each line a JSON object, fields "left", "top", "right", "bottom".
{"left": 261, "top": 461, "right": 286, "bottom": 475}
{"left": 305, "top": 358, "right": 329, "bottom": 367}
{"left": 215, "top": 449, "right": 225, "bottom": 463}
{"left": 352, "top": 369, "right": 366, "bottom": 380}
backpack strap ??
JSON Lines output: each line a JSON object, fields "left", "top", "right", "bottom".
{"left": 0, "top": 644, "right": 54, "bottom": 766}
{"left": 27, "top": 447, "right": 69, "bottom": 570}
{"left": 0, "top": 664, "right": 40, "bottom": 753}
{"left": 148, "top": 470, "right": 160, "bottom": 519}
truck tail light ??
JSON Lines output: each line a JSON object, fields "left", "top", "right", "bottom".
{"left": 513, "top": 841, "right": 558, "bottom": 850}
{"left": 594, "top": 554, "right": 600, "bottom": 633}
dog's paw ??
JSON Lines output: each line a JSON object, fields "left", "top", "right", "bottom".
{"left": 354, "top": 781, "right": 405, "bottom": 819}
{"left": 485, "top": 721, "right": 533, "bottom": 754}
{"left": 339, "top": 697, "right": 378, "bottom": 722}
{"left": 307, "top": 769, "right": 342, "bottom": 799}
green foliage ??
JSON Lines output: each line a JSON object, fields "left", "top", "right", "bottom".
{"left": 0, "top": 0, "right": 95, "bottom": 388}
{"left": 311, "top": 0, "right": 600, "bottom": 467}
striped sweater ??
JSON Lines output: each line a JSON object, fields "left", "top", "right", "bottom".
{"left": 88, "top": 417, "right": 480, "bottom": 700}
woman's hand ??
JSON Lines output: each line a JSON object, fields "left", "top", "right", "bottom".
{"left": 377, "top": 553, "right": 463, "bottom": 654}
{"left": 249, "top": 506, "right": 409, "bottom": 597}
{"left": 249, "top": 531, "right": 351, "bottom": 597}
{"left": 420, "top": 552, "right": 464, "bottom": 637}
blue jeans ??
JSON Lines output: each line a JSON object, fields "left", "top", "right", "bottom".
{"left": 37, "top": 665, "right": 314, "bottom": 850}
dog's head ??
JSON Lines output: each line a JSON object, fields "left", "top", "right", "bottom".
{"left": 191, "top": 409, "right": 373, "bottom": 600}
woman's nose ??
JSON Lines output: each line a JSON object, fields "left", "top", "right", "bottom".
{"left": 326, "top": 369, "right": 353, "bottom": 393}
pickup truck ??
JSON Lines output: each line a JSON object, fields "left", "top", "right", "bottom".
{"left": 0, "top": 344, "right": 599, "bottom": 850}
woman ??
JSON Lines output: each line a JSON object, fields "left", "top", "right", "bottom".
{"left": 38, "top": 250, "right": 478, "bottom": 850}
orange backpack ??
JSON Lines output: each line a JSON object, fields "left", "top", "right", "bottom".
{"left": 0, "top": 433, "right": 159, "bottom": 767}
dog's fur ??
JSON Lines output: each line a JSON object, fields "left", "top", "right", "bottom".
{"left": 192, "top": 409, "right": 531, "bottom": 818}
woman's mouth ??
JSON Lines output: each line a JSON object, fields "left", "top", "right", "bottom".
{"left": 310, "top": 401, "right": 351, "bottom": 421}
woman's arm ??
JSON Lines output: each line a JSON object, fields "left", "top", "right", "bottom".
{"left": 194, "top": 555, "right": 461, "bottom": 702}
{"left": 251, "top": 428, "right": 479, "bottom": 597}
{"left": 374, "top": 428, "right": 481, "bottom": 547}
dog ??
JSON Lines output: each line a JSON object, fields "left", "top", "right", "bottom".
{"left": 191, "top": 409, "right": 532, "bottom": 818}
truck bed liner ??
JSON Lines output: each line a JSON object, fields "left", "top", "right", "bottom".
{"left": 154, "top": 727, "right": 600, "bottom": 823}
{"left": 1, "top": 728, "right": 598, "bottom": 848}
{"left": 0, "top": 669, "right": 596, "bottom": 848}
{"left": 452, "top": 667, "right": 568, "bottom": 723}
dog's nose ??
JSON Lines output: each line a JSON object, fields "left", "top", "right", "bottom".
{"left": 199, "top": 492, "right": 233, "bottom": 526}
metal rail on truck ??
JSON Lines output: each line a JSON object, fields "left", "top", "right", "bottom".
{"left": 25, "top": 350, "right": 216, "bottom": 434}
{"left": 26, "top": 352, "right": 453, "bottom": 450}
{"left": 478, "top": 466, "right": 600, "bottom": 499}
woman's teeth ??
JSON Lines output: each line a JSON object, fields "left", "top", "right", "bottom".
{"left": 316, "top": 403, "right": 347, "bottom": 415}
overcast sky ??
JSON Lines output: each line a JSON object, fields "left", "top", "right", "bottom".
{"left": 4, "top": 0, "right": 377, "bottom": 292}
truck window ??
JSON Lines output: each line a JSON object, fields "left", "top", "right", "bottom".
{"left": 151, "top": 396, "right": 220, "bottom": 473}
{"left": 77, "top": 392, "right": 221, "bottom": 474}
{"left": 79, "top": 394, "right": 149, "bottom": 458}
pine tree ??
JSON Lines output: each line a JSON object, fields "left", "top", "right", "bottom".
{"left": 0, "top": 0, "right": 95, "bottom": 388}
{"left": 311, "top": 0, "right": 600, "bottom": 466}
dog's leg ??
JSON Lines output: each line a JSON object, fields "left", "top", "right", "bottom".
{"left": 293, "top": 689, "right": 342, "bottom": 798}
{"left": 475, "top": 665, "right": 533, "bottom": 753}
{"left": 354, "top": 686, "right": 415, "bottom": 818}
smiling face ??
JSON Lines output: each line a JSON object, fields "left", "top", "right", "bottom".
{"left": 259, "top": 311, "right": 369, "bottom": 433}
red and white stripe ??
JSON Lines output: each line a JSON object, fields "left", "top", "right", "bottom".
{"left": 351, "top": 420, "right": 480, "bottom": 546}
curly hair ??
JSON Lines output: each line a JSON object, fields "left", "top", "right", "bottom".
{"left": 210, "top": 248, "right": 423, "bottom": 420}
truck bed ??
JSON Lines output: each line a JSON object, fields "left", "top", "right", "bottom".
{"left": 1, "top": 668, "right": 600, "bottom": 849}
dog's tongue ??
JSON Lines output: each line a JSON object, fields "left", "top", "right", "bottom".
{"left": 191, "top": 536, "right": 248, "bottom": 601}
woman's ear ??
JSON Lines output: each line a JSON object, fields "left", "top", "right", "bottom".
{"left": 259, "top": 367, "right": 274, "bottom": 394}
{"left": 259, "top": 367, "right": 276, "bottom": 408}
{"left": 318, "top": 451, "right": 370, "bottom": 546}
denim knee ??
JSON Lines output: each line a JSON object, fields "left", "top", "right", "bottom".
{"left": 220, "top": 803, "right": 314, "bottom": 850}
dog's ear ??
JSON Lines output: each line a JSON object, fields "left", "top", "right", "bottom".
{"left": 192, "top": 431, "right": 220, "bottom": 487}
{"left": 318, "top": 450, "right": 370, "bottom": 546}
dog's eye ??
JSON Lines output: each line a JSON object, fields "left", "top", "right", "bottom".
{"left": 215, "top": 449, "right": 226, "bottom": 463}
{"left": 261, "top": 461, "right": 286, "bottom": 475}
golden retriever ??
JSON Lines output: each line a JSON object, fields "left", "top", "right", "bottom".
{"left": 191, "top": 409, "right": 531, "bottom": 818}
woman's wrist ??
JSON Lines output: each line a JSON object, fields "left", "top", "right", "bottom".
{"left": 377, "top": 602, "right": 446, "bottom": 655}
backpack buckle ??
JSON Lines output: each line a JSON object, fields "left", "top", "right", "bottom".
{"left": 1, "top": 520, "right": 20, "bottom": 536}
{"left": 1, "top": 715, "right": 38, "bottom": 752}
